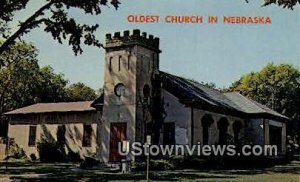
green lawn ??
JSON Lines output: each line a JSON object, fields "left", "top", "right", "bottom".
{"left": 0, "top": 161, "right": 299, "bottom": 181}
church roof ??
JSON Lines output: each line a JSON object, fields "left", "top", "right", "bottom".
{"left": 160, "top": 71, "right": 288, "bottom": 121}
{"left": 224, "top": 92, "right": 288, "bottom": 119}
{"left": 4, "top": 101, "right": 95, "bottom": 115}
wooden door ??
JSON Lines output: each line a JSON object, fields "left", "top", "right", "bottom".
{"left": 109, "top": 123, "right": 126, "bottom": 162}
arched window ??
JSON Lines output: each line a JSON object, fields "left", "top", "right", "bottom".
{"left": 143, "top": 84, "right": 150, "bottom": 98}
{"left": 201, "top": 114, "right": 214, "bottom": 145}
{"left": 140, "top": 55, "right": 144, "bottom": 71}
{"left": 152, "top": 53, "right": 155, "bottom": 70}
{"left": 218, "top": 117, "right": 229, "bottom": 145}
{"left": 127, "top": 55, "right": 130, "bottom": 70}
{"left": 109, "top": 57, "right": 113, "bottom": 71}
{"left": 148, "top": 57, "right": 151, "bottom": 73}
{"left": 118, "top": 56, "right": 122, "bottom": 71}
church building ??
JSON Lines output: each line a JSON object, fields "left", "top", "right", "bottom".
{"left": 1, "top": 30, "right": 288, "bottom": 163}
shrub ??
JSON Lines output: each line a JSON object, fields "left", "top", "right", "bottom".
{"left": 37, "top": 137, "right": 67, "bottom": 162}
{"left": 132, "top": 159, "right": 174, "bottom": 171}
{"left": 30, "top": 153, "right": 37, "bottom": 162}
{"left": 67, "top": 150, "right": 81, "bottom": 162}
{"left": 7, "top": 140, "right": 27, "bottom": 159}
{"left": 151, "top": 159, "right": 174, "bottom": 170}
{"left": 80, "top": 157, "right": 100, "bottom": 169}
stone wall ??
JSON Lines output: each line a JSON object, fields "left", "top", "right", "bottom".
{"left": 6, "top": 111, "right": 98, "bottom": 160}
{"left": 163, "top": 89, "right": 191, "bottom": 145}
{"left": 100, "top": 30, "right": 160, "bottom": 163}
{"left": 163, "top": 89, "right": 245, "bottom": 146}
{"left": 193, "top": 109, "right": 245, "bottom": 145}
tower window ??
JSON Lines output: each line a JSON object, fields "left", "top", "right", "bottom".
{"left": 118, "top": 56, "right": 122, "bottom": 71}
{"left": 140, "top": 55, "right": 143, "bottom": 71}
{"left": 143, "top": 84, "right": 150, "bottom": 98}
{"left": 109, "top": 57, "right": 113, "bottom": 71}
{"left": 152, "top": 53, "right": 155, "bottom": 69}
{"left": 127, "top": 55, "right": 130, "bottom": 70}
{"left": 148, "top": 57, "right": 151, "bottom": 73}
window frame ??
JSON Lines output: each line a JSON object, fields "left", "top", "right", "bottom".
{"left": 28, "top": 125, "right": 37, "bottom": 147}
{"left": 82, "top": 124, "right": 93, "bottom": 147}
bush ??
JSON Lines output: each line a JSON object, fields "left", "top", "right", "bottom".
{"left": 67, "top": 150, "right": 81, "bottom": 162}
{"left": 37, "top": 137, "right": 67, "bottom": 162}
{"left": 7, "top": 140, "right": 27, "bottom": 160}
{"left": 30, "top": 153, "right": 37, "bottom": 162}
{"left": 132, "top": 159, "right": 174, "bottom": 171}
{"left": 151, "top": 159, "right": 174, "bottom": 170}
{"left": 80, "top": 157, "right": 100, "bottom": 169}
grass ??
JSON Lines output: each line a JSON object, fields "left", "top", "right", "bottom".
{"left": 0, "top": 161, "right": 299, "bottom": 181}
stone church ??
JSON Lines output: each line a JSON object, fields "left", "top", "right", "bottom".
{"left": 1, "top": 30, "right": 288, "bottom": 163}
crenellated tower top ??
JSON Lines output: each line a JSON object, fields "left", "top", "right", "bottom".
{"left": 105, "top": 29, "right": 161, "bottom": 53}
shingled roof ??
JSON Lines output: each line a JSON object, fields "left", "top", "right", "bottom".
{"left": 160, "top": 71, "right": 288, "bottom": 121}
{"left": 4, "top": 101, "right": 96, "bottom": 115}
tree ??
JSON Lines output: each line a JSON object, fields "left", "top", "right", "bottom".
{"left": 0, "top": 42, "right": 40, "bottom": 113}
{"left": 96, "top": 87, "right": 103, "bottom": 97}
{"left": 262, "top": 0, "right": 299, "bottom": 9}
{"left": 184, "top": 77, "right": 217, "bottom": 89}
{"left": 36, "top": 66, "right": 69, "bottom": 103}
{"left": 65, "top": 82, "right": 97, "bottom": 101}
{"left": 0, "top": 41, "right": 70, "bottom": 137}
{"left": 226, "top": 63, "right": 300, "bottom": 136}
{"left": 0, "top": 42, "right": 70, "bottom": 112}
{"left": 0, "top": 0, "right": 121, "bottom": 65}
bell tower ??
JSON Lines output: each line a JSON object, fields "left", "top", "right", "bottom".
{"left": 99, "top": 29, "right": 161, "bottom": 163}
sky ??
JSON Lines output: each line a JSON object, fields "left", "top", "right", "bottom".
{"left": 15, "top": 0, "right": 300, "bottom": 90}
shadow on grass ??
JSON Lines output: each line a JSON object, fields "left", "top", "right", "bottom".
{"left": 9, "top": 172, "right": 238, "bottom": 182}
{"left": 1, "top": 161, "right": 300, "bottom": 182}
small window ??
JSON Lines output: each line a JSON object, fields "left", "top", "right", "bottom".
{"left": 140, "top": 55, "right": 143, "bottom": 71}
{"left": 143, "top": 84, "right": 150, "bottom": 98}
{"left": 148, "top": 57, "right": 151, "bottom": 73}
{"left": 28, "top": 125, "right": 37, "bottom": 146}
{"left": 118, "top": 56, "right": 122, "bottom": 71}
{"left": 109, "top": 57, "right": 113, "bottom": 71}
{"left": 127, "top": 55, "right": 130, "bottom": 70}
{"left": 57, "top": 125, "right": 66, "bottom": 144}
{"left": 82, "top": 124, "right": 92, "bottom": 147}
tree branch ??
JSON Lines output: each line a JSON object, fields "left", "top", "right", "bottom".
{"left": 0, "top": 1, "right": 54, "bottom": 56}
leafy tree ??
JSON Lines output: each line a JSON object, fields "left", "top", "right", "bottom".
{"left": 36, "top": 66, "right": 69, "bottom": 103}
{"left": 96, "top": 87, "right": 103, "bottom": 97}
{"left": 65, "top": 82, "right": 97, "bottom": 101}
{"left": 184, "top": 77, "right": 217, "bottom": 89}
{"left": 245, "top": 0, "right": 299, "bottom": 9}
{"left": 0, "top": 41, "right": 70, "bottom": 137}
{"left": 226, "top": 63, "right": 300, "bottom": 136}
{"left": 0, "top": 0, "right": 121, "bottom": 65}
{"left": 262, "top": 0, "right": 299, "bottom": 9}
{"left": 0, "top": 42, "right": 40, "bottom": 113}
{"left": 0, "top": 42, "right": 70, "bottom": 112}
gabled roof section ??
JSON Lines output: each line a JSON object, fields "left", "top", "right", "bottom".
{"left": 160, "top": 71, "right": 240, "bottom": 112}
{"left": 224, "top": 92, "right": 289, "bottom": 120}
{"left": 4, "top": 101, "right": 96, "bottom": 115}
{"left": 160, "top": 71, "right": 288, "bottom": 120}
{"left": 91, "top": 93, "right": 104, "bottom": 110}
